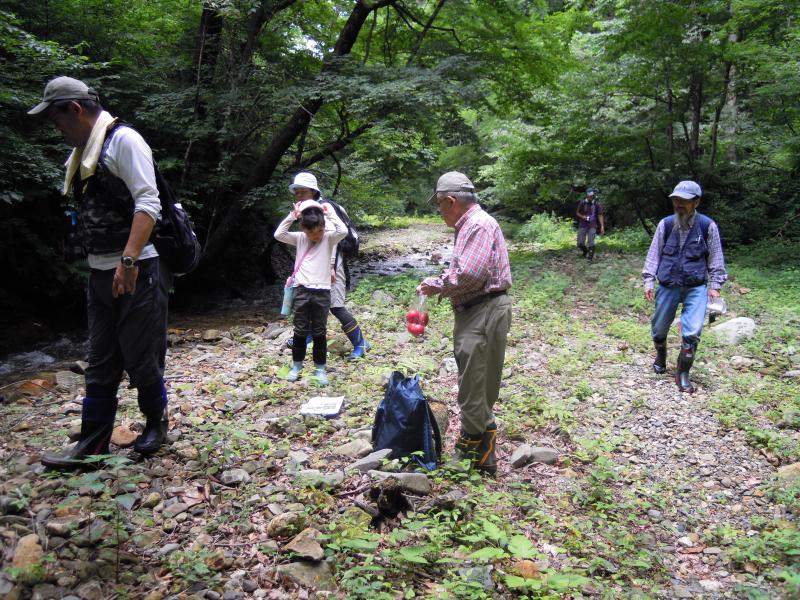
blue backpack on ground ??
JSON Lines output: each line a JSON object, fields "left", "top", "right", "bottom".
{"left": 372, "top": 371, "right": 442, "bottom": 471}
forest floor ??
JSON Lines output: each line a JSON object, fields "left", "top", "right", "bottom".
{"left": 1, "top": 222, "right": 799, "bottom": 599}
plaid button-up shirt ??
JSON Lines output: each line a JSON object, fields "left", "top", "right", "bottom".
{"left": 422, "top": 204, "right": 512, "bottom": 308}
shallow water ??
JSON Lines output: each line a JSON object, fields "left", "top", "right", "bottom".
{"left": 0, "top": 246, "right": 447, "bottom": 384}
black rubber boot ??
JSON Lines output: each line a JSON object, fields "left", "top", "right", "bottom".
{"left": 676, "top": 341, "right": 697, "bottom": 393}
{"left": 653, "top": 339, "right": 667, "bottom": 374}
{"left": 476, "top": 422, "right": 497, "bottom": 475}
{"left": 578, "top": 244, "right": 588, "bottom": 258}
{"left": 134, "top": 409, "right": 168, "bottom": 455}
{"left": 587, "top": 246, "right": 595, "bottom": 261}
{"left": 41, "top": 421, "right": 113, "bottom": 471}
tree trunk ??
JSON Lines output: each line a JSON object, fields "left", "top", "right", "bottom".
{"left": 724, "top": 30, "right": 740, "bottom": 163}
{"left": 201, "top": 0, "right": 397, "bottom": 262}
{"left": 708, "top": 61, "right": 732, "bottom": 169}
{"left": 689, "top": 72, "right": 703, "bottom": 158}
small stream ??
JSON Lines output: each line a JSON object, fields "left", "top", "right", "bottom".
{"left": 0, "top": 246, "right": 448, "bottom": 384}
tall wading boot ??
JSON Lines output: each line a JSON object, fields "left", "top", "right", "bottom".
{"left": 134, "top": 409, "right": 169, "bottom": 455}
{"left": 345, "top": 325, "right": 370, "bottom": 360}
{"left": 476, "top": 422, "right": 498, "bottom": 475}
{"left": 41, "top": 420, "right": 114, "bottom": 470}
{"left": 587, "top": 246, "right": 595, "bottom": 261}
{"left": 676, "top": 341, "right": 697, "bottom": 394}
{"left": 578, "top": 244, "right": 588, "bottom": 258}
{"left": 652, "top": 338, "right": 667, "bottom": 374}
{"left": 452, "top": 431, "right": 483, "bottom": 467}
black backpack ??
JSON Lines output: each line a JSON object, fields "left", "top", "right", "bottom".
{"left": 372, "top": 371, "right": 442, "bottom": 471}
{"left": 323, "top": 199, "right": 359, "bottom": 259}
{"left": 151, "top": 165, "right": 201, "bottom": 276}
{"left": 101, "top": 123, "right": 201, "bottom": 276}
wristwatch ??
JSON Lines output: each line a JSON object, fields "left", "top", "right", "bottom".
{"left": 121, "top": 256, "right": 139, "bottom": 269}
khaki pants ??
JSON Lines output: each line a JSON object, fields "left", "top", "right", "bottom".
{"left": 453, "top": 294, "right": 512, "bottom": 436}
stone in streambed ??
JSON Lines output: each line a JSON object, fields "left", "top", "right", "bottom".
{"left": 284, "top": 527, "right": 324, "bottom": 561}
{"left": 12, "top": 534, "right": 43, "bottom": 570}
{"left": 111, "top": 425, "right": 138, "bottom": 447}
{"left": 275, "top": 561, "right": 335, "bottom": 591}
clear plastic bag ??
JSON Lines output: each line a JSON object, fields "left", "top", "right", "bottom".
{"left": 405, "top": 294, "right": 429, "bottom": 336}
{"left": 707, "top": 296, "right": 727, "bottom": 323}
{"left": 707, "top": 296, "right": 727, "bottom": 315}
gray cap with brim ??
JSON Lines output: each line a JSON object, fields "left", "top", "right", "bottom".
{"left": 427, "top": 171, "right": 476, "bottom": 204}
{"left": 28, "top": 76, "right": 99, "bottom": 116}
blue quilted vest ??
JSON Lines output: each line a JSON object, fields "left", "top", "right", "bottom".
{"left": 656, "top": 213, "right": 712, "bottom": 287}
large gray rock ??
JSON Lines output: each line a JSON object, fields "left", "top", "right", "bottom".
{"left": 220, "top": 469, "right": 251, "bottom": 486}
{"left": 345, "top": 449, "right": 392, "bottom": 473}
{"left": 333, "top": 438, "right": 373, "bottom": 459}
{"left": 510, "top": 445, "right": 559, "bottom": 468}
{"left": 710, "top": 317, "right": 756, "bottom": 345}
{"left": 275, "top": 561, "right": 335, "bottom": 591}
{"left": 294, "top": 469, "right": 344, "bottom": 490}
{"left": 367, "top": 471, "right": 432, "bottom": 495}
{"left": 531, "top": 447, "right": 560, "bottom": 465}
{"left": 267, "top": 512, "right": 306, "bottom": 538}
{"left": 510, "top": 444, "right": 534, "bottom": 468}
{"left": 439, "top": 357, "right": 458, "bottom": 376}
{"left": 284, "top": 527, "right": 324, "bottom": 561}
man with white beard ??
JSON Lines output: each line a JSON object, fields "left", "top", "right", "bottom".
{"left": 642, "top": 181, "right": 727, "bottom": 393}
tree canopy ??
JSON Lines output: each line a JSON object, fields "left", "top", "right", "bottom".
{"left": 1, "top": 0, "right": 799, "bottom": 324}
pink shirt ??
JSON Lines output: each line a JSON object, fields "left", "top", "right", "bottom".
{"left": 423, "top": 205, "right": 512, "bottom": 308}
{"left": 274, "top": 210, "right": 347, "bottom": 289}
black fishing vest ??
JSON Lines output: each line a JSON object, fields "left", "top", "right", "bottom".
{"left": 656, "top": 213, "right": 712, "bottom": 287}
{"left": 73, "top": 124, "right": 136, "bottom": 255}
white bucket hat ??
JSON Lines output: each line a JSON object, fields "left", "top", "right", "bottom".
{"left": 289, "top": 172, "right": 320, "bottom": 193}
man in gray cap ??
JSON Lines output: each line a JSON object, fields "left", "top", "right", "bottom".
{"left": 417, "top": 171, "right": 512, "bottom": 474}
{"left": 29, "top": 76, "right": 173, "bottom": 468}
{"left": 642, "top": 180, "right": 727, "bottom": 393}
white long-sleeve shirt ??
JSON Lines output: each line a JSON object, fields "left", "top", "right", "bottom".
{"left": 274, "top": 209, "right": 347, "bottom": 289}
{"left": 88, "top": 126, "right": 162, "bottom": 270}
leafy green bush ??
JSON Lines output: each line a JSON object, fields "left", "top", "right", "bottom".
{"left": 513, "top": 212, "right": 576, "bottom": 249}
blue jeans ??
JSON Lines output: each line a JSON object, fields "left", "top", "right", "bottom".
{"left": 651, "top": 284, "right": 707, "bottom": 344}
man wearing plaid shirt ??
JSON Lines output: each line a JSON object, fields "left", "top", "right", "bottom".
{"left": 418, "top": 172, "right": 512, "bottom": 475}
{"left": 642, "top": 180, "right": 727, "bottom": 393}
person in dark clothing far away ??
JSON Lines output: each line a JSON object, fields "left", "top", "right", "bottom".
{"left": 642, "top": 180, "right": 727, "bottom": 393}
{"left": 575, "top": 187, "right": 605, "bottom": 260}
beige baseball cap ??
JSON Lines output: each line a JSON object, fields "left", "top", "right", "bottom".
{"left": 28, "top": 76, "right": 99, "bottom": 116}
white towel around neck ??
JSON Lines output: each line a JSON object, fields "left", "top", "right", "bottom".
{"left": 62, "top": 111, "right": 118, "bottom": 195}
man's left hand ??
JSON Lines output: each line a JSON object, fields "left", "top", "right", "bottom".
{"left": 417, "top": 278, "right": 438, "bottom": 296}
{"left": 599, "top": 227, "right": 605, "bottom": 235}
{"left": 112, "top": 264, "right": 138, "bottom": 297}
{"left": 709, "top": 288, "right": 720, "bottom": 299}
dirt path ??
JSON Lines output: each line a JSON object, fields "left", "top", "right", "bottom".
{"left": 0, "top": 228, "right": 792, "bottom": 599}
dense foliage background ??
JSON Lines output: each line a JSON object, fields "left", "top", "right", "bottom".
{"left": 1, "top": 0, "right": 799, "bottom": 349}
